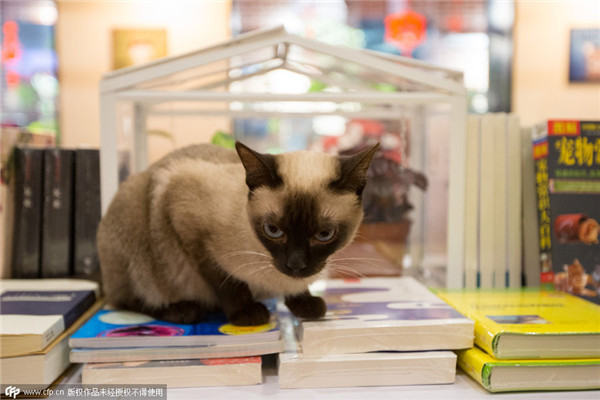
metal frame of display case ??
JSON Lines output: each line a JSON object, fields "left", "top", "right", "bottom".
{"left": 99, "top": 26, "right": 467, "bottom": 288}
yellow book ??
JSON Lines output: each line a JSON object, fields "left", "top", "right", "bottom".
{"left": 435, "top": 289, "right": 600, "bottom": 359}
{"left": 457, "top": 346, "right": 600, "bottom": 393}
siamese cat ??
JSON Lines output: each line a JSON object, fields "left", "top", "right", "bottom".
{"left": 97, "top": 142, "right": 378, "bottom": 326}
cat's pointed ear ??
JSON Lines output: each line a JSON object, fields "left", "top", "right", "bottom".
{"left": 330, "top": 143, "right": 379, "bottom": 196}
{"left": 235, "top": 142, "right": 283, "bottom": 191}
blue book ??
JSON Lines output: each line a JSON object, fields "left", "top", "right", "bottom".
{"left": 0, "top": 279, "right": 99, "bottom": 357}
{"left": 69, "top": 300, "right": 280, "bottom": 350}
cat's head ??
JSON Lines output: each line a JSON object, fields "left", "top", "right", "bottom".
{"left": 235, "top": 142, "right": 378, "bottom": 280}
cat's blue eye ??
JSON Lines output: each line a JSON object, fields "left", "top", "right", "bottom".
{"left": 314, "top": 229, "right": 335, "bottom": 242}
{"left": 264, "top": 222, "right": 284, "bottom": 239}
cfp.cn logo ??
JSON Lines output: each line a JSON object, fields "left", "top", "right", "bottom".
{"left": 5, "top": 386, "right": 20, "bottom": 399}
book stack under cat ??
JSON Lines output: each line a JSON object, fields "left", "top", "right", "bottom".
{"left": 0, "top": 279, "right": 101, "bottom": 389}
{"left": 68, "top": 300, "right": 285, "bottom": 388}
{"left": 277, "top": 277, "right": 475, "bottom": 389}
{"left": 436, "top": 289, "right": 600, "bottom": 393}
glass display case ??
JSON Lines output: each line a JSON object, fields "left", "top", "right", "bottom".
{"left": 99, "top": 27, "right": 467, "bottom": 288}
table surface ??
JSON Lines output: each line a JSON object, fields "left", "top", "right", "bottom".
{"left": 166, "top": 357, "right": 600, "bottom": 400}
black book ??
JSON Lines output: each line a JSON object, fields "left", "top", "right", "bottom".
{"left": 73, "top": 149, "right": 101, "bottom": 277}
{"left": 10, "top": 147, "right": 44, "bottom": 278}
{"left": 41, "top": 148, "right": 75, "bottom": 278}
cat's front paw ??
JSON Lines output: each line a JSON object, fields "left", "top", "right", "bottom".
{"left": 285, "top": 295, "right": 326, "bottom": 320}
{"left": 228, "top": 302, "right": 270, "bottom": 326}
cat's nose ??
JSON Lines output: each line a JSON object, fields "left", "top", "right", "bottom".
{"left": 286, "top": 253, "right": 306, "bottom": 271}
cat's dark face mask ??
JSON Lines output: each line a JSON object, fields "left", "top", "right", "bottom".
{"left": 235, "top": 141, "right": 378, "bottom": 279}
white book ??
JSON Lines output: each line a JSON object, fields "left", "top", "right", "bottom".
{"left": 506, "top": 114, "right": 522, "bottom": 288}
{"left": 464, "top": 114, "right": 481, "bottom": 289}
{"left": 478, "top": 114, "right": 496, "bottom": 289}
{"left": 521, "top": 126, "right": 541, "bottom": 287}
{"left": 82, "top": 357, "right": 262, "bottom": 388}
{"left": 297, "top": 277, "right": 473, "bottom": 356}
{"left": 278, "top": 313, "right": 457, "bottom": 389}
{"left": 492, "top": 113, "right": 508, "bottom": 288}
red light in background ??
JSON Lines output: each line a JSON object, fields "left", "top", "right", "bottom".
{"left": 384, "top": 10, "right": 427, "bottom": 57}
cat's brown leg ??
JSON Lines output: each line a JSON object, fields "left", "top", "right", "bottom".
{"left": 116, "top": 298, "right": 209, "bottom": 324}
{"left": 201, "top": 263, "right": 270, "bottom": 326}
{"left": 285, "top": 291, "right": 326, "bottom": 319}
{"left": 148, "top": 301, "right": 210, "bottom": 324}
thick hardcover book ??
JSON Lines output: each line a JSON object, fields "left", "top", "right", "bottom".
{"left": 69, "top": 301, "right": 280, "bottom": 349}
{"left": 435, "top": 289, "right": 600, "bottom": 359}
{"left": 0, "top": 298, "right": 103, "bottom": 388}
{"left": 297, "top": 277, "right": 474, "bottom": 355}
{"left": 82, "top": 357, "right": 262, "bottom": 387}
{"left": 73, "top": 149, "right": 101, "bottom": 277}
{"left": 0, "top": 279, "right": 99, "bottom": 357}
{"left": 41, "top": 148, "right": 75, "bottom": 278}
{"left": 10, "top": 147, "right": 44, "bottom": 278}
{"left": 278, "top": 312, "right": 456, "bottom": 389}
{"left": 457, "top": 346, "right": 600, "bottom": 393}
{"left": 533, "top": 120, "right": 600, "bottom": 304}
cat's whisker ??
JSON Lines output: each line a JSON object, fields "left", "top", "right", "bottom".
{"left": 220, "top": 261, "right": 273, "bottom": 288}
{"left": 221, "top": 251, "right": 271, "bottom": 260}
{"left": 325, "top": 262, "right": 367, "bottom": 279}
{"left": 329, "top": 257, "right": 388, "bottom": 272}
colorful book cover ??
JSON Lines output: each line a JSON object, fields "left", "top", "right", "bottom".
{"left": 436, "top": 289, "right": 600, "bottom": 359}
{"left": 69, "top": 301, "right": 280, "bottom": 349}
{"left": 296, "top": 277, "right": 473, "bottom": 355}
{"left": 457, "top": 346, "right": 600, "bottom": 393}
{"left": 533, "top": 120, "right": 600, "bottom": 304}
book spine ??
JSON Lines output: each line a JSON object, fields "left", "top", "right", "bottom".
{"left": 532, "top": 125, "right": 553, "bottom": 289}
{"left": 10, "top": 147, "right": 44, "bottom": 278}
{"left": 464, "top": 115, "right": 480, "bottom": 289}
{"left": 521, "top": 127, "right": 541, "bottom": 286}
{"left": 456, "top": 349, "right": 489, "bottom": 391}
{"left": 62, "top": 290, "right": 97, "bottom": 328}
{"left": 73, "top": 149, "right": 101, "bottom": 277}
{"left": 41, "top": 149, "right": 75, "bottom": 277}
{"left": 492, "top": 113, "right": 508, "bottom": 288}
{"left": 506, "top": 114, "right": 522, "bottom": 288}
{"left": 478, "top": 114, "right": 495, "bottom": 289}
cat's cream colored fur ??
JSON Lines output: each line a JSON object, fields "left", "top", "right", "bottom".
{"left": 98, "top": 144, "right": 371, "bottom": 323}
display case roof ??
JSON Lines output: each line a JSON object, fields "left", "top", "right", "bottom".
{"left": 100, "top": 26, "right": 465, "bottom": 99}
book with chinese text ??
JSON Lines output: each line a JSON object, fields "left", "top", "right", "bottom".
{"left": 533, "top": 120, "right": 600, "bottom": 304}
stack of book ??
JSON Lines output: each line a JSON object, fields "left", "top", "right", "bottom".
{"left": 3, "top": 146, "right": 101, "bottom": 280}
{"left": 436, "top": 289, "right": 600, "bottom": 393}
{"left": 277, "top": 277, "right": 475, "bottom": 388}
{"left": 69, "top": 301, "right": 285, "bottom": 388}
{"left": 0, "top": 279, "right": 101, "bottom": 388}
